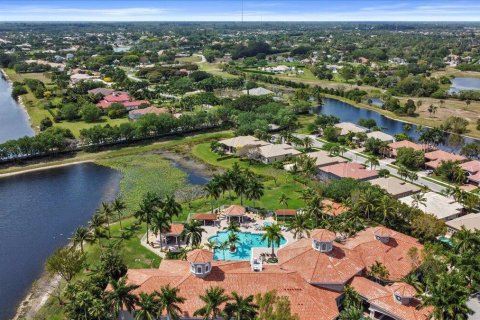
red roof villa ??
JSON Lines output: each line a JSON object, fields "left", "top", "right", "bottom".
{"left": 96, "top": 91, "right": 150, "bottom": 110}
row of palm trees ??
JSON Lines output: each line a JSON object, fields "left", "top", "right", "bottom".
{"left": 109, "top": 279, "right": 259, "bottom": 320}
{"left": 203, "top": 162, "right": 264, "bottom": 212}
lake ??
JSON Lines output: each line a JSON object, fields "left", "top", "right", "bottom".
{"left": 0, "top": 74, "right": 34, "bottom": 143}
{"left": 170, "top": 159, "right": 210, "bottom": 185}
{"left": 449, "top": 77, "right": 480, "bottom": 94}
{"left": 0, "top": 163, "right": 121, "bottom": 320}
{"left": 314, "top": 98, "right": 480, "bottom": 153}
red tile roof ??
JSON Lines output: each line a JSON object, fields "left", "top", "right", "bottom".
{"left": 321, "top": 199, "right": 349, "bottom": 217}
{"left": 390, "top": 282, "right": 417, "bottom": 298}
{"left": 192, "top": 213, "right": 217, "bottom": 221}
{"left": 342, "top": 227, "right": 423, "bottom": 281}
{"left": 468, "top": 172, "right": 480, "bottom": 183}
{"left": 424, "top": 150, "right": 466, "bottom": 162}
{"left": 129, "top": 106, "right": 169, "bottom": 116}
{"left": 186, "top": 249, "right": 213, "bottom": 263}
{"left": 278, "top": 236, "right": 364, "bottom": 284}
{"left": 275, "top": 209, "right": 297, "bottom": 216}
{"left": 388, "top": 141, "right": 425, "bottom": 156}
{"left": 460, "top": 160, "right": 480, "bottom": 174}
{"left": 222, "top": 205, "right": 246, "bottom": 216}
{"left": 311, "top": 229, "right": 336, "bottom": 242}
{"left": 319, "top": 162, "right": 378, "bottom": 180}
{"left": 350, "top": 277, "right": 432, "bottom": 320}
{"left": 126, "top": 261, "right": 340, "bottom": 320}
{"left": 104, "top": 93, "right": 130, "bottom": 103}
{"left": 166, "top": 223, "right": 184, "bottom": 236}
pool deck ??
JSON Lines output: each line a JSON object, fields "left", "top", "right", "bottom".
{"left": 140, "top": 211, "right": 296, "bottom": 260}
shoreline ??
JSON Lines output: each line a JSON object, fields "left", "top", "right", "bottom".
{"left": 0, "top": 159, "right": 95, "bottom": 178}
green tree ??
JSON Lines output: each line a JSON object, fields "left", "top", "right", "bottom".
{"left": 224, "top": 292, "right": 258, "bottom": 320}
{"left": 182, "top": 220, "right": 206, "bottom": 247}
{"left": 367, "top": 261, "right": 390, "bottom": 281}
{"left": 106, "top": 276, "right": 139, "bottom": 319}
{"left": 255, "top": 290, "right": 299, "bottom": 320}
{"left": 112, "top": 197, "right": 126, "bottom": 230}
{"left": 99, "top": 201, "right": 113, "bottom": 238}
{"left": 279, "top": 193, "right": 290, "bottom": 208}
{"left": 262, "top": 224, "right": 285, "bottom": 256}
{"left": 151, "top": 210, "right": 171, "bottom": 252}
{"left": 71, "top": 226, "right": 92, "bottom": 254}
{"left": 135, "top": 293, "right": 162, "bottom": 320}
{"left": 193, "top": 286, "right": 230, "bottom": 319}
{"left": 45, "top": 248, "right": 85, "bottom": 283}
{"left": 157, "top": 285, "right": 186, "bottom": 320}
{"left": 287, "top": 213, "right": 312, "bottom": 239}
{"left": 80, "top": 103, "right": 102, "bottom": 123}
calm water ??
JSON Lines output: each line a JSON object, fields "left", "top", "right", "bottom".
{"left": 209, "top": 231, "right": 287, "bottom": 261}
{"left": 0, "top": 75, "right": 34, "bottom": 143}
{"left": 0, "top": 163, "right": 121, "bottom": 320}
{"left": 170, "top": 160, "right": 210, "bottom": 185}
{"left": 314, "top": 98, "right": 480, "bottom": 153}
{"left": 449, "top": 77, "right": 480, "bottom": 94}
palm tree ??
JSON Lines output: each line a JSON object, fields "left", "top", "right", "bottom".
{"left": 228, "top": 231, "right": 240, "bottom": 252}
{"left": 342, "top": 285, "right": 362, "bottom": 309}
{"left": 135, "top": 293, "right": 162, "bottom": 320}
{"left": 182, "top": 220, "right": 206, "bottom": 247}
{"left": 262, "top": 224, "right": 285, "bottom": 256}
{"left": 106, "top": 276, "right": 139, "bottom": 319}
{"left": 71, "top": 226, "right": 91, "bottom": 254}
{"left": 397, "top": 165, "right": 409, "bottom": 181}
{"left": 339, "top": 307, "right": 367, "bottom": 320}
{"left": 224, "top": 292, "right": 258, "bottom": 320}
{"left": 89, "top": 212, "right": 107, "bottom": 247}
{"left": 306, "top": 195, "right": 325, "bottom": 226}
{"left": 367, "top": 261, "right": 390, "bottom": 282}
{"left": 379, "top": 195, "right": 394, "bottom": 224}
{"left": 151, "top": 211, "right": 171, "bottom": 252}
{"left": 205, "top": 239, "right": 218, "bottom": 251}
{"left": 451, "top": 226, "right": 477, "bottom": 254}
{"left": 302, "top": 136, "right": 313, "bottom": 151}
{"left": 366, "top": 155, "right": 379, "bottom": 170}
{"left": 163, "top": 194, "right": 182, "bottom": 219}
{"left": 99, "top": 202, "right": 113, "bottom": 238}
{"left": 411, "top": 192, "right": 427, "bottom": 211}
{"left": 298, "top": 188, "right": 316, "bottom": 205}
{"left": 135, "top": 196, "right": 156, "bottom": 245}
{"left": 421, "top": 271, "right": 473, "bottom": 320}
{"left": 217, "top": 241, "right": 229, "bottom": 260}
{"left": 157, "top": 285, "right": 186, "bottom": 320}
{"left": 287, "top": 213, "right": 312, "bottom": 239}
{"left": 279, "top": 193, "right": 290, "bottom": 208}
{"left": 245, "top": 179, "right": 264, "bottom": 209}
{"left": 357, "top": 189, "right": 379, "bottom": 220}
{"left": 233, "top": 175, "right": 248, "bottom": 206}
{"left": 112, "top": 197, "right": 126, "bottom": 230}
{"left": 193, "top": 287, "right": 230, "bottom": 320}
{"left": 204, "top": 180, "right": 221, "bottom": 213}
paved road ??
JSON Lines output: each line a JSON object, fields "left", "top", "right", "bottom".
{"left": 293, "top": 134, "right": 448, "bottom": 194}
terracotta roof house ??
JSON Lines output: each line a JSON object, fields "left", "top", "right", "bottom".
{"left": 387, "top": 141, "right": 426, "bottom": 157}
{"left": 275, "top": 209, "right": 297, "bottom": 218}
{"left": 257, "top": 143, "right": 301, "bottom": 164}
{"left": 278, "top": 229, "right": 365, "bottom": 291}
{"left": 318, "top": 162, "right": 378, "bottom": 181}
{"left": 366, "top": 131, "right": 395, "bottom": 143}
{"left": 446, "top": 213, "right": 480, "bottom": 234}
{"left": 399, "top": 192, "right": 463, "bottom": 221}
{"left": 96, "top": 92, "right": 150, "bottom": 110}
{"left": 460, "top": 160, "right": 480, "bottom": 174}
{"left": 467, "top": 172, "right": 480, "bottom": 185}
{"left": 222, "top": 205, "right": 247, "bottom": 222}
{"left": 350, "top": 277, "right": 432, "bottom": 320}
{"left": 128, "top": 107, "right": 170, "bottom": 120}
{"left": 424, "top": 150, "right": 466, "bottom": 169}
{"left": 305, "top": 150, "right": 347, "bottom": 168}
{"left": 191, "top": 213, "right": 218, "bottom": 226}
{"left": 123, "top": 254, "right": 340, "bottom": 320}
{"left": 218, "top": 136, "right": 270, "bottom": 153}
{"left": 370, "top": 177, "right": 421, "bottom": 199}
{"left": 341, "top": 226, "right": 424, "bottom": 281}
{"left": 334, "top": 122, "right": 369, "bottom": 136}
{"left": 321, "top": 199, "right": 349, "bottom": 217}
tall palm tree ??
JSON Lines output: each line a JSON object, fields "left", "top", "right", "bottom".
{"left": 366, "top": 155, "right": 380, "bottom": 170}
{"left": 302, "top": 136, "right": 313, "bottom": 151}
{"left": 421, "top": 271, "right": 473, "bottom": 320}
{"left": 157, "top": 285, "right": 186, "bottom": 320}
{"left": 99, "top": 202, "right": 113, "bottom": 238}
{"left": 339, "top": 307, "right": 367, "bottom": 320}
{"left": 279, "top": 193, "right": 290, "bottom": 208}
{"left": 287, "top": 213, "right": 312, "bottom": 239}
{"left": 204, "top": 180, "right": 221, "bottom": 213}
{"left": 245, "top": 179, "right": 264, "bottom": 209}
{"left": 379, "top": 195, "right": 394, "bottom": 224}
{"left": 224, "top": 292, "right": 258, "bottom": 320}
{"left": 228, "top": 231, "right": 240, "bottom": 252}
{"left": 193, "top": 287, "right": 230, "bottom": 320}
{"left": 357, "top": 189, "right": 379, "bottom": 220}
{"left": 151, "top": 211, "right": 171, "bottom": 252}
{"left": 106, "top": 276, "right": 139, "bottom": 319}
{"left": 182, "top": 220, "right": 206, "bottom": 247}
{"left": 71, "top": 226, "right": 91, "bottom": 254}
{"left": 163, "top": 194, "right": 182, "bottom": 219}
{"left": 261, "top": 224, "right": 285, "bottom": 256}
{"left": 397, "top": 165, "right": 409, "bottom": 181}
{"left": 89, "top": 212, "right": 107, "bottom": 247}
{"left": 306, "top": 196, "right": 325, "bottom": 227}
{"left": 233, "top": 175, "right": 248, "bottom": 206}
{"left": 411, "top": 192, "right": 427, "bottom": 211}
{"left": 135, "top": 193, "right": 160, "bottom": 245}
{"left": 112, "top": 197, "right": 126, "bottom": 230}
{"left": 135, "top": 293, "right": 162, "bottom": 320}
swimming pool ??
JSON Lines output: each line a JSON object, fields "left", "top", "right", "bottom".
{"left": 208, "top": 231, "right": 287, "bottom": 260}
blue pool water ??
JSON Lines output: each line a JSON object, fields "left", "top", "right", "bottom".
{"left": 209, "top": 231, "right": 287, "bottom": 260}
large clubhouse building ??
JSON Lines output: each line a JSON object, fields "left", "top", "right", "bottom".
{"left": 122, "top": 226, "right": 431, "bottom": 320}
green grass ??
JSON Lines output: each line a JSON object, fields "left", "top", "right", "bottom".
{"left": 55, "top": 117, "right": 130, "bottom": 137}
{"left": 190, "top": 143, "right": 307, "bottom": 210}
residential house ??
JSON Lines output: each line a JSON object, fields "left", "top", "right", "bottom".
{"left": 96, "top": 92, "right": 150, "bottom": 111}
{"left": 334, "top": 122, "right": 369, "bottom": 136}
{"left": 399, "top": 192, "right": 463, "bottom": 221}
{"left": 424, "top": 150, "right": 466, "bottom": 170}
{"left": 460, "top": 160, "right": 480, "bottom": 185}
{"left": 387, "top": 140, "right": 426, "bottom": 157}
{"left": 218, "top": 136, "right": 270, "bottom": 154}
{"left": 128, "top": 107, "right": 170, "bottom": 120}
{"left": 318, "top": 162, "right": 378, "bottom": 181}
{"left": 257, "top": 143, "right": 301, "bottom": 164}
{"left": 242, "top": 87, "right": 274, "bottom": 96}
{"left": 366, "top": 131, "right": 395, "bottom": 143}
{"left": 370, "top": 177, "right": 421, "bottom": 199}
{"left": 305, "top": 150, "right": 347, "bottom": 168}
{"left": 446, "top": 213, "right": 480, "bottom": 234}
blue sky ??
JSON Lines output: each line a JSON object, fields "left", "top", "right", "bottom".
{"left": 1, "top": 1, "right": 480, "bottom": 22}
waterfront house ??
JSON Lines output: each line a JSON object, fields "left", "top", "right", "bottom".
{"left": 387, "top": 140, "right": 427, "bottom": 157}
{"left": 460, "top": 160, "right": 480, "bottom": 185}
{"left": 257, "top": 143, "right": 301, "bottom": 164}
{"left": 96, "top": 92, "right": 150, "bottom": 110}
{"left": 334, "top": 122, "right": 369, "bottom": 136}
{"left": 218, "top": 135, "right": 270, "bottom": 154}
{"left": 305, "top": 150, "right": 347, "bottom": 168}
{"left": 366, "top": 131, "right": 395, "bottom": 143}
{"left": 424, "top": 150, "right": 467, "bottom": 170}
{"left": 128, "top": 107, "right": 169, "bottom": 120}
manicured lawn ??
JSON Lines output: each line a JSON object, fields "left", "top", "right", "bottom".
{"left": 176, "top": 55, "right": 202, "bottom": 63}
{"left": 190, "top": 143, "right": 307, "bottom": 210}
{"left": 55, "top": 117, "right": 130, "bottom": 137}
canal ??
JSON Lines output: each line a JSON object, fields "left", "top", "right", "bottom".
{"left": 0, "top": 74, "right": 34, "bottom": 143}
{"left": 0, "top": 163, "right": 121, "bottom": 320}
{"left": 314, "top": 98, "right": 480, "bottom": 153}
